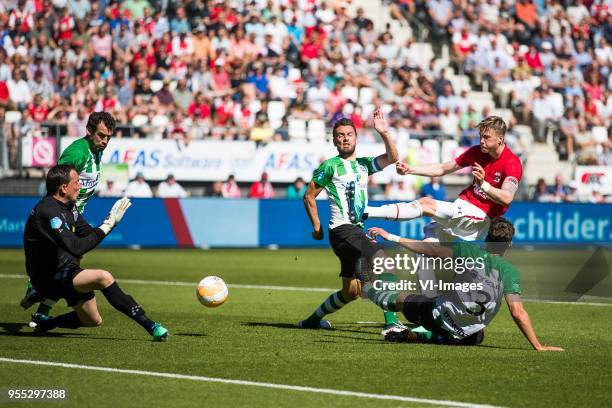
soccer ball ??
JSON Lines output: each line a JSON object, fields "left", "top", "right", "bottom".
{"left": 196, "top": 276, "right": 228, "bottom": 308}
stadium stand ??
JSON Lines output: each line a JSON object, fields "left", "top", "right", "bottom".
{"left": 0, "top": 0, "right": 609, "bottom": 201}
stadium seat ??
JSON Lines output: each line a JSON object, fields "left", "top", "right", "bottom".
{"left": 267, "top": 101, "right": 286, "bottom": 130}
{"left": 381, "top": 104, "right": 393, "bottom": 114}
{"left": 341, "top": 86, "right": 359, "bottom": 103}
{"left": 423, "top": 139, "right": 441, "bottom": 162}
{"left": 592, "top": 126, "right": 608, "bottom": 143}
{"left": 407, "top": 139, "right": 421, "bottom": 149}
{"left": 441, "top": 139, "right": 459, "bottom": 162}
{"left": 361, "top": 103, "right": 376, "bottom": 119}
{"left": 131, "top": 114, "right": 148, "bottom": 127}
{"left": 152, "top": 115, "right": 169, "bottom": 128}
{"left": 548, "top": 92, "right": 564, "bottom": 119}
{"left": 150, "top": 80, "right": 163, "bottom": 93}
{"left": 4, "top": 111, "right": 22, "bottom": 124}
{"left": 307, "top": 119, "right": 326, "bottom": 142}
{"left": 288, "top": 118, "right": 307, "bottom": 140}
{"left": 358, "top": 87, "right": 375, "bottom": 106}
{"left": 467, "top": 91, "right": 494, "bottom": 113}
{"left": 287, "top": 67, "right": 301, "bottom": 82}
{"left": 492, "top": 108, "right": 513, "bottom": 125}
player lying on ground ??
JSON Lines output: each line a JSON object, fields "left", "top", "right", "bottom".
{"left": 20, "top": 111, "right": 117, "bottom": 324}
{"left": 24, "top": 164, "right": 168, "bottom": 341}
{"left": 359, "top": 218, "right": 563, "bottom": 351}
{"left": 300, "top": 111, "right": 405, "bottom": 333}
{"left": 365, "top": 116, "right": 522, "bottom": 243}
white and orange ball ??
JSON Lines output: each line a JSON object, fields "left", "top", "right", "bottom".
{"left": 196, "top": 276, "right": 228, "bottom": 308}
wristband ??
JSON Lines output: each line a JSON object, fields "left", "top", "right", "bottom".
{"left": 387, "top": 234, "right": 401, "bottom": 243}
{"left": 481, "top": 181, "right": 491, "bottom": 194}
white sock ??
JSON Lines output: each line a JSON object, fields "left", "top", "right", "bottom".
{"left": 366, "top": 201, "right": 422, "bottom": 221}
{"left": 433, "top": 200, "right": 455, "bottom": 220}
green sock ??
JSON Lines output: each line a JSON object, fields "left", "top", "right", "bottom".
{"left": 307, "top": 291, "right": 349, "bottom": 322}
{"left": 384, "top": 310, "right": 398, "bottom": 325}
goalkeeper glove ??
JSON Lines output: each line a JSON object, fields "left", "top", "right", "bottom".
{"left": 99, "top": 197, "right": 132, "bottom": 235}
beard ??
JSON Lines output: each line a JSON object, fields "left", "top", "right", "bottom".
{"left": 337, "top": 144, "right": 356, "bottom": 157}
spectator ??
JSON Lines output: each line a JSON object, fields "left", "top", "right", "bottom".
{"left": 157, "top": 174, "right": 188, "bottom": 198}
{"left": 99, "top": 179, "right": 124, "bottom": 197}
{"left": 287, "top": 177, "right": 307, "bottom": 199}
{"left": 249, "top": 172, "right": 275, "bottom": 199}
{"left": 207, "top": 181, "right": 223, "bottom": 197}
{"left": 222, "top": 175, "right": 241, "bottom": 198}
{"left": 547, "top": 174, "right": 570, "bottom": 202}
{"left": 533, "top": 178, "right": 553, "bottom": 202}
{"left": 125, "top": 172, "right": 153, "bottom": 198}
{"left": 420, "top": 177, "right": 446, "bottom": 200}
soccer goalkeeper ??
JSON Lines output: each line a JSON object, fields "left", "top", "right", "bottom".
{"left": 24, "top": 164, "right": 168, "bottom": 341}
{"left": 360, "top": 217, "right": 563, "bottom": 351}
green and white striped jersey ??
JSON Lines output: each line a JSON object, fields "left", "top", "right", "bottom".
{"left": 312, "top": 155, "right": 381, "bottom": 230}
{"left": 58, "top": 138, "right": 102, "bottom": 213}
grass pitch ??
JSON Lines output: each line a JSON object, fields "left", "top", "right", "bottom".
{"left": 0, "top": 248, "right": 611, "bottom": 407}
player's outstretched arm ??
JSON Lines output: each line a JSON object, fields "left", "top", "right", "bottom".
{"left": 99, "top": 197, "right": 132, "bottom": 235}
{"left": 472, "top": 163, "right": 518, "bottom": 206}
{"left": 505, "top": 294, "right": 564, "bottom": 351}
{"left": 372, "top": 108, "right": 399, "bottom": 169}
{"left": 396, "top": 160, "right": 461, "bottom": 177}
{"left": 304, "top": 181, "right": 325, "bottom": 240}
{"left": 368, "top": 227, "right": 453, "bottom": 258}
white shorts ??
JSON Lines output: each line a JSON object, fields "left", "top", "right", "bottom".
{"left": 424, "top": 198, "right": 490, "bottom": 242}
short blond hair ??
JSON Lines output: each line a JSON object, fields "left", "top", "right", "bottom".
{"left": 476, "top": 116, "right": 507, "bottom": 138}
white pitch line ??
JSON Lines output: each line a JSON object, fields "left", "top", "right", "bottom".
{"left": 0, "top": 357, "right": 502, "bottom": 408}
{"left": 1, "top": 274, "right": 610, "bottom": 307}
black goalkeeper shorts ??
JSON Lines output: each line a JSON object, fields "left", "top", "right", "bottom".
{"left": 329, "top": 224, "right": 383, "bottom": 278}
{"left": 29, "top": 266, "right": 95, "bottom": 307}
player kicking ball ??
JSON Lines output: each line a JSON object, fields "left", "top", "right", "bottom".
{"left": 360, "top": 218, "right": 563, "bottom": 351}
{"left": 20, "top": 111, "right": 117, "bottom": 325}
{"left": 24, "top": 164, "right": 168, "bottom": 341}
{"left": 365, "top": 116, "right": 521, "bottom": 300}
{"left": 299, "top": 110, "right": 405, "bottom": 333}
{"left": 365, "top": 116, "right": 522, "bottom": 243}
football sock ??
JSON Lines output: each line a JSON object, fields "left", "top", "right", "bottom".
{"left": 383, "top": 310, "right": 398, "bottom": 324}
{"left": 365, "top": 201, "right": 422, "bottom": 221}
{"left": 363, "top": 282, "right": 401, "bottom": 312}
{"left": 306, "top": 290, "right": 349, "bottom": 322}
{"left": 50, "top": 311, "right": 81, "bottom": 329}
{"left": 101, "top": 282, "right": 155, "bottom": 333}
{"left": 35, "top": 299, "right": 57, "bottom": 316}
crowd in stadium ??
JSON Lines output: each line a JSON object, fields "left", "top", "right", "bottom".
{"left": 0, "top": 0, "right": 610, "bottom": 199}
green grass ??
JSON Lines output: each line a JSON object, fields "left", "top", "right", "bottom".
{"left": 0, "top": 248, "right": 611, "bottom": 407}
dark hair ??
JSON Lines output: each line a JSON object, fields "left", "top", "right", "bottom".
{"left": 46, "top": 164, "right": 76, "bottom": 196}
{"left": 332, "top": 118, "right": 356, "bottom": 139}
{"left": 86, "top": 111, "right": 116, "bottom": 137}
{"left": 485, "top": 217, "right": 515, "bottom": 243}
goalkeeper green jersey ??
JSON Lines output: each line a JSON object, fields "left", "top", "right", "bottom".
{"left": 58, "top": 138, "right": 102, "bottom": 213}
{"left": 312, "top": 155, "right": 381, "bottom": 230}
{"left": 432, "top": 241, "right": 521, "bottom": 339}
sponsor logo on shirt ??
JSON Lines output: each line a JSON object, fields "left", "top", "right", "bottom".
{"left": 50, "top": 217, "right": 62, "bottom": 230}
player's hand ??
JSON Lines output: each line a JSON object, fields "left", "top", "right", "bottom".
{"left": 396, "top": 162, "right": 411, "bottom": 175}
{"left": 372, "top": 108, "right": 389, "bottom": 136}
{"left": 100, "top": 197, "right": 132, "bottom": 235}
{"left": 367, "top": 227, "right": 389, "bottom": 240}
{"left": 312, "top": 227, "right": 324, "bottom": 241}
{"left": 536, "top": 345, "right": 564, "bottom": 352}
{"left": 472, "top": 162, "right": 485, "bottom": 185}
